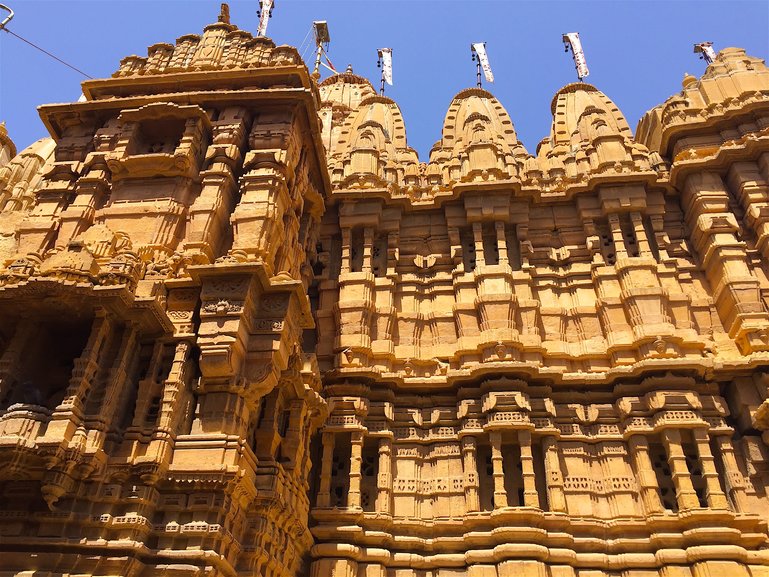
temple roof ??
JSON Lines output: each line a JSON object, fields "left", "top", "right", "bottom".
{"left": 548, "top": 82, "right": 632, "bottom": 148}
{"left": 432, "top": 87, "right": 527, "bottom": 158}
{"left": 319, "top": 72, "right": 377, "bottom": 111}
{"left": 636, "top": 47, "right": 769, "bottom": 154}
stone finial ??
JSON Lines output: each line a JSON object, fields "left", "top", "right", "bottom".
{"left": 682, "top": 72, "right": 697, "bottom": 88}
{"left": 346, "top": 64, "right": 353, "bottom": 73}
{"left": 218, "top": 3, "right": 230, "bottom": 24}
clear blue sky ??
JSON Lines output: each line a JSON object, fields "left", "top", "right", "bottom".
{"left": 1, "top": 1, "right": 767, "bottom": 158}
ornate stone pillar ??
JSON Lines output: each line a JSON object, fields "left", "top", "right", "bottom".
{"left": 472, "top": 221, "right": 485, "bottom": 267}
{"left": 317, "top": 431, "right": 335, "bottom": 507}
{"left": 489, "top": 431, "right": 508, "bottom": 508}
{"left": 518, "top": 430, "right": 539, "bottom": 507}
{"left": 97, "top": 323, "right": 140, "bottom": 428}
{"left": 630, "top": 211, "right": 652, "bottom": 256}
{"left": 348, "top": 431, "right": 364, "bottom": 509}
{"left": 692, "top": 428, "right": 729, "bottom": 509}
{"left": 608, "top": 213, "right": 627, "bottom": 259}
{"left": 362, "top": 227, "right": 374, "bottom": 274}
{"left": 542, "top": 436, "right": 566, "bottom": 513}
{"left": 60, "top": 310, "right": 112, "bottom": 416}
{"left": 376, "top": 436, "right": 393, "bottom": 514}
{"left": 495, "top": 221, "right": 508, "bottom": 266}
{"left": 628, "top": 435, "right": 663, "bottom": 514}
{"left": 461, "top": 436, "right": 480, "bottom": 513}
{"left": 229, "top": 163, "right": 290, "bottom": 265}
{"left": 340, "top": 228, "right": 351, "bottom": 273}
{"left": 662, "top": 429, "right": 699, "bottom": 510}
{"left": 714, "top": 435, "right": 749, "bottom": 512}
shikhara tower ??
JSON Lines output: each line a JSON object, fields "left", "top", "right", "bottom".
{"left": 1, "top": 6, "right": 769, "bottom": 577}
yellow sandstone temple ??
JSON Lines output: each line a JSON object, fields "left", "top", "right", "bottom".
{"left": 1, "top": 6, "right": 769, "bottom": 577}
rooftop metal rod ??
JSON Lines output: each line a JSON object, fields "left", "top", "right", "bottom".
{"left": 0, "top": 3, "right": 13, "bottom": 29}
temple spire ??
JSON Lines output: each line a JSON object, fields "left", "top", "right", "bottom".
{"left": 218, "top": 3, "right": 230, "bottom": 24}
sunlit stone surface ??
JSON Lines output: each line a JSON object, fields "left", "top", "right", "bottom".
{"left": 1, "top": 7, "right": 769, "bottom": 577}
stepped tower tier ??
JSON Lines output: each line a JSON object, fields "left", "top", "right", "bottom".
{"left": 0, "top": 7, "right": 329, "bottom": 577}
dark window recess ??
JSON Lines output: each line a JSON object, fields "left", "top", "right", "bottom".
{"left": 133, "top": 118, "right": 185, "bottom": 155}
{"left": 710, "top": 437, "right": 734, "bottom": 510}
{"left": 649, "top": 442, "right": 678, "bottom": 512}
{"left": 278, "top": 409, "right": 291, "bottom": 437}
{"left": 307, "top": 434, "right": 323, "bottom": 513}
{"left": 681, "top": 434, "right": 708, "bottom": 508}
{"left": 118, "top": 343, "right": 152, "bottom": 433}
{"left": 372, "top": 235, "right": 388, "bottom": 277}
{"left": 0, "top": 320, "right": 91, "bottom": 411}
{"left": 505, "top": 225, "right": 522, "bottom": 270}
{"left": 312, "top": 242, "right": 326, "bottom": 277}
{"left": 330, "top": 434, "right": 352, "bottom": 507}
{"left": 502, "top": 441, "right": 524, "bottom": 507}
{"left": 350, "top": 228, "right": 364, "bottom": 272}
{"left": 145, "top": 395, "right": 161, "bottom": 425}
{"left": 302, "top": 284, "right": 320, "bottom": 352}
{"left": 482, "top": 223, "right": 499, "bottom": 266}
{"left": 360, "top": 439, "right": 378, "bottom": 512}
{"left": 598, "top": 224, "right": 616, "bottom": 266}
{"left": 532, "top": 443, "right": 549, "bottom": 511}
{"left": 255, "top": 398, "right": 268, "bottom": 429}
{"left": 477, "top": 443, "right": 494, "bottom": 511}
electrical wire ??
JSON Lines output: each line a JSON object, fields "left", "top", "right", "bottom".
{"left": 297, "top": 23, "right": 313, "bottom": 55}
{"left": 1, "top": 26, "right": 93, "bottom": 79}
{"left": 298, "top": 23, "right": 316, "bottom": 64}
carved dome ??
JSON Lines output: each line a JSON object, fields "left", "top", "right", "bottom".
{"left": 319, "top": 72, "right": 379, "bottom": 158}
{"left": 328, "top": 94, "right": 418, "bottom": 187}
{"left": 548, "top": 82, "right": 632, "bottom": 148}
{"left": 319, "top": 72, "right": 377, "bottom": 111}
{"left": 429, "top": 87, "right": 529, "bottom": 183}
{"left": 534, "top": 82, "right": 652, "bottom": 180}
{"left": 0, "top": 137, "right": 56, "bottom": 213}
{"left": 0, "top": 137, "right": 56, "bottom": 263}
{"left": 433, "top": 88, "right": 526, "bottom": 157}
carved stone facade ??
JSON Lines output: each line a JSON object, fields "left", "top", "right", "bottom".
{"left": 1, "top": 7, "right": 769, "bottom": 577}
